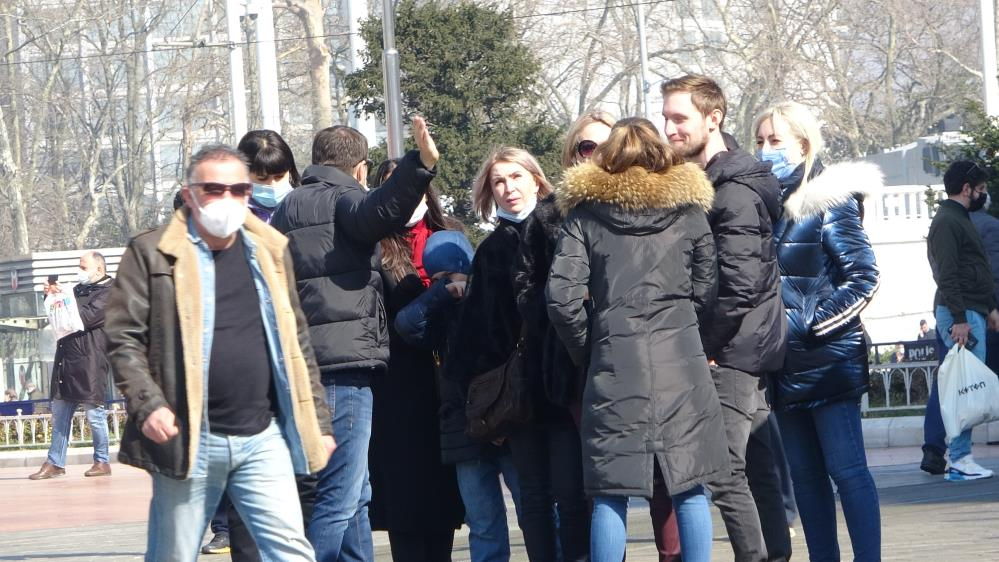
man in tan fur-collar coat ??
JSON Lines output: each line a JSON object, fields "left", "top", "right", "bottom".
{"left": 107, "top": 144, "right": 333, "bottom": 562}
{"left": 663, "top": 74, "right": 790, "bottom": 562}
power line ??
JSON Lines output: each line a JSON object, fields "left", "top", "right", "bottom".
{"left": 512, "top": 0, "right": 671, "bottom": 20}
{"left": 0, "top": 0, "right": 671, "bottom": 67}
{"left": 0, "top": 30, "right": 353, "bottom": 67}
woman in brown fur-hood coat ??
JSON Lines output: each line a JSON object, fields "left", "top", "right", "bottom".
{"left": 545, "top": 118, "right": 729, "bottom": 505}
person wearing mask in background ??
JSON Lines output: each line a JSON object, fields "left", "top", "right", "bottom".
{"left": 270, "top": 117, "right": 439, "bottom": 562}
{"left": 922, "top": 160, "right": 999, "bottom": 480}
{"left": 368, "top": 160, "right": 465, "bottom": 561}
{"left": 445, "top": 146, "right": 555, "bottom": 562}
{"left": 239, "top": 129, "right": 301, "bottom": 224}
{"left": 662, "top": 74, "right": 789, "bottom": 562}
{"left": 547, "top": 118, "right": 727, "bottom": 562}
{"left": 200, "top": 129, "right": 309, "bottom": 560}
{"left": 107, "top": 144, "right": 334, "bottom": 561}
{"left": 28, "top": 252, "right": 114, "bottom": 480}
{"left": 510, "top": 111, "right": 613, "bottom": 562}
{"left": 757, "top": 101, "right": 882, "bottom": 561}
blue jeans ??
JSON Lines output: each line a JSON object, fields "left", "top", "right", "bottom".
{"left": 590, "top": 486, "right": 711, "bottom": 562}
{"left": 309, "top": 377, "right": 374, "bottom": 562}
{"left": 776, "top": 400, "right": 881, "bottom": 562}
{"left": 925, "top": 307, "right": 986, "bottom": 462}
{"left": 46, "top": 399, "right": 109, "bottom": 468}
{"left": 455, "top": 452, "right": 523, "bottom": 562}
{"left": 146, "top": 420, "right": 313, "bottom": 562}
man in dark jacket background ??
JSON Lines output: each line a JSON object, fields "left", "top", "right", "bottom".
{"left": 662, "top": 74, "right": 790, "bottom": 562}
{"left": 922, "top": 160, "right": 999, "bottom": 481}
{"left": 970, "top": 195, "right": 999, "bottom": 373}
{"left": 270, "top": 117, "right": 439, "bottom": 562}
{"left": 29, "top": 251, "right": 114, "bottom": 480}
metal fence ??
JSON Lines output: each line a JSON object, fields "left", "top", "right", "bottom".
{"left": 862, "top": 361, "right": 936, "bottom": 413}
{"left": 1, "top": 402, "right": 127, "bottom": 450}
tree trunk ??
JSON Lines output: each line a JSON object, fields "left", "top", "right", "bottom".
{"left": 285, "top": 0, "right": 333, "bottom": 129}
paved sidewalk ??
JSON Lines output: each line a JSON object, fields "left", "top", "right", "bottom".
{"left": 0, "top": 446, "right": 997, "bottom": 560}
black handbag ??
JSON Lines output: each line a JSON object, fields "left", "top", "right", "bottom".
{"left": 465, "top": 325, "right": 532, "bottom": 442}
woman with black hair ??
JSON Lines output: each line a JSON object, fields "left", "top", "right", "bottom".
{"left": 368, "top": 159, "right": 465, "bottom": 561}
{"left": 238, "top": 129, "right": 301, "bottom": 223}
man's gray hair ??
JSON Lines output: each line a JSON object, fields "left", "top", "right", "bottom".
{"left": 185, "top": 144, "right": 249, "bottom": 184}
{"left": 84, "top": 251, "right": 106, "bottom": 273}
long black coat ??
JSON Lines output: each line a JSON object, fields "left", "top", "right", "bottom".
{"left": 772, "top": 161, "right": 881, "bottom": 411}
{"left": 701, "top": 149, "right": 786, "bottom": 373}
{"left": 369, "top": 261, "right": 464, "bottom": 533}
{"left": 546, "top": 163, "right": 729, "bottom": 497}
{"left": 270, "top": 151, "right": 433, "bottom": 376}
{"left": 51, "top": 277, "right": 113, "bottom": 405}
{"left": 513, "top": 194, "right": 583, "bottom": 412}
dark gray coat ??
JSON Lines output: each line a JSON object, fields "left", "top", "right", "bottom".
{"left": 546, "top": 162, "right": 729, "bottom": 497}
{"left": 52, "top": 277, "right": 113, "bottom": 405}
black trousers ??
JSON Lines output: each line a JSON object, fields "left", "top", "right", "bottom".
{"left": 508, "top": 409, "right": 590, "bottom": 562}
{"left": 388, "top": 529, "right": 456, "bottom": 562}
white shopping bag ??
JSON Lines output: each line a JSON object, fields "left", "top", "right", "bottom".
{"left": 44, "top": 289, "right": 85, "bottom": 340}
{"left": 938, "top": 344, "right": 999, "bottom": 442}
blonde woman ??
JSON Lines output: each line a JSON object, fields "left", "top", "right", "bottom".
{"left": 547, "top": 118, "right": 727, "bottom": 561}
{"left": 508, "top": 111, "right": 614, "bottom": 561}
{"left": 444, "top": 147, "right": 552, "bottom": 562}
{"left": 756, "top": 101, "right": 882, "bottom": 561}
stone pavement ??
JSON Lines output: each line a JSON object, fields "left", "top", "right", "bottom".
{"left": 0, "top": 446, "right": 997, "bottom": 561}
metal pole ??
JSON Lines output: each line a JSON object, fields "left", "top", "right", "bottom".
{"left": 982, "top": 0, "right": 999, "bottom": 116}
{"left": 635, "top": 2, "right": 652, "bottom": 120}
{"left": 382, "top": 0, "right": 405, "bottom": 158}
{"left": 252, "top": 0, "right": 281, "bottom": 132}
{"left": 226, "top": 0, "right": 249, "bottom": 142}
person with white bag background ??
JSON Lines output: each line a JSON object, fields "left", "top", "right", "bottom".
{"left": 926, "top": 160, "right": 999, "bottom": 482}
{"left": 28, "top": 251, "right": 115, "bottom": 480}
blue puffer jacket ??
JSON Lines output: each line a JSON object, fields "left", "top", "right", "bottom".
{"left": 772, "top": 160, "right": 882, "bottom": 410}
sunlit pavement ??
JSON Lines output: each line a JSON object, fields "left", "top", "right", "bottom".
{"left": 0, "top": 446, "right": 997, "bottom": 561}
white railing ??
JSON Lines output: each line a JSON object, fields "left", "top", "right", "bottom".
{"left": 1, "top": 406, "right": 128, "bottom": 449}
{"left": 862, "top": 361, "right": 936, "bottom": 413}
{"left": 866, "top": 185, "right": 944, "bottom": 223}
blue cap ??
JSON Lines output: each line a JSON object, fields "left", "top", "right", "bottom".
{"left": 423, "top": 231, "right": 474, "bottom": 276}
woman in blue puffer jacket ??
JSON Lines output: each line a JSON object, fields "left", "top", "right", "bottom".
{"left": 755, "top": 101, "right": 883, "bottom": 562}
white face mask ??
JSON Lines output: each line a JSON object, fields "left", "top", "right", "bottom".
{"left": 76, "top": 269, "right": 92, "bottom": 285}
{"left": 191, "top": 191, "right": 247, "bottom": 238}
{"left": 405, "top": 200, "right": 429, "bottom": 227}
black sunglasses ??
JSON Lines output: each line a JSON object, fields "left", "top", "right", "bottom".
{"left": 576, "top": 140, "right": 599, "bottom": 159}
{"left": 189, "top": 182, "right": 253, "bottom": 197}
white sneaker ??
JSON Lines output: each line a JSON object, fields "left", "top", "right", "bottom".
{"left": 945, "top": 455, "right": 994, "bottom": 481}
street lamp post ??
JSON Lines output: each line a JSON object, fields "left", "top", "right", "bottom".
{"left": 382, "top": 0, "right": 405, "bottom": 158}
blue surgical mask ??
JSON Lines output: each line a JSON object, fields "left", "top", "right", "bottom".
{"left": 757, "top": 148, "right": 797, "bottom": 181}
{"left": 252, "top": 179, "right": 294, "bottom": 208}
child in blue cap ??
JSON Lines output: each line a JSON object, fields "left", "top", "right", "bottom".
{"left": 395, "top": 230, "right": 475, "bottom": 345}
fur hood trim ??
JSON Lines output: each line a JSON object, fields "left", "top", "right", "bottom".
{"left": 557, "top": 162, "right": 714, "bottom": 213}
{"left": 784, "top": 161, "right": 884, "bottom": 220}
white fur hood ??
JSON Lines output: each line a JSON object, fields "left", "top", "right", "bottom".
{"left": 783, "top": 161, "right": 884, "bottom": 221}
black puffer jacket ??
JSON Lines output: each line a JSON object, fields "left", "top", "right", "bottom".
{"left": 270, "top": 151, "right": 434, "bottom": 376}
{"left": 513, "top": 194, "right": 582, "bottom": 411}
{"left": 701, "top": 149, "right": 786, "bottom": 373}
{"left": 772, "top": 161, "right": 881, "bottom": 411}
{"left": 547, "top": 163, "right": 729, "bottom": 497}
{"left": 52, "top": 277, "right": 113, "bottom": 405}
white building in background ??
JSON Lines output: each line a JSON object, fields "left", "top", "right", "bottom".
{"left": 860, "top": 130, "right": 970, "bottom": 343}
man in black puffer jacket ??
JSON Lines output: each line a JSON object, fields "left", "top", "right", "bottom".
{"left": 663, "top": 75, "right": 789, "bottom": 562}
{"left": 270, "top": 117, "right": 439, "bottom": 562}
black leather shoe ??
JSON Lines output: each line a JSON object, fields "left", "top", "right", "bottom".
{"left": 920, "top": 449, "right": 946, "bottom": 475}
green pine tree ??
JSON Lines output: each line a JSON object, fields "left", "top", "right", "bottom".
{"left": 345, "top": 0, "right": 564, "bottom": 226}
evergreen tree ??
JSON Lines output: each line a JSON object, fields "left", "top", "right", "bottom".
{"left": 346, "top": 0, "right": 564, "bottom": 223}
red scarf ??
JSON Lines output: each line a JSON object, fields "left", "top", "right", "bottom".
{"left": 408, "top": 219, "right": 433, "bottom": 287}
